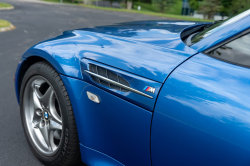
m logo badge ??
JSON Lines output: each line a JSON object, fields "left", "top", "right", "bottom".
{"left": 144, "top": 86, "right": 155, "bottom": 94}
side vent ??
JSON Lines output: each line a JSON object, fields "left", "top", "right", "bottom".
{"left": 85, "top": 64, "right": 153, "bottom": 99}
{"left": 88, "top": 64, "right": 130, "bottom": 92}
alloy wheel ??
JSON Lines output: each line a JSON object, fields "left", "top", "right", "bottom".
{"left": 23, "top": 76, "right": 63, "bottom": 156}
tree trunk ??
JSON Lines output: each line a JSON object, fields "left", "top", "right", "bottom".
{"left": 160, "top": 7, "right": 164, "bottom": 13}
{"left": 127, "top": 1, "right": 132, "bottom": 10}
{"left": 160, "top": 3, "right": 164, "bottom": 13}
{"left": 208, "top": 12, "right": 214, "bottom": 20}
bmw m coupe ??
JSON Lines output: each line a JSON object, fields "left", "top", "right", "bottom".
{"left": 15, "top": 9, "right": 250, "bottom": 166}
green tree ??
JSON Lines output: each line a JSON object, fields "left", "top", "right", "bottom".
{"left": 220, "top": 0, "right": 232, "bottom": 17}
{"left": 230, "top": 0, "right": 250, "bottom": 16}
{"left": 198, "top": 0, "right": 223, "bottom": 19}
{"left": 152, "top": 0, "right": 177, "bottom": 13}
{"left": 188, "top": 0, "right": 201, "bottom": 10}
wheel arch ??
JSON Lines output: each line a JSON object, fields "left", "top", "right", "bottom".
{"left": 16, "top": 49, "right": 67, "bottom": 104}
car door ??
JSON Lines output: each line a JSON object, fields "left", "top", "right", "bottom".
{"left": 151, "top": 31, "right": 250, "bottom": 165}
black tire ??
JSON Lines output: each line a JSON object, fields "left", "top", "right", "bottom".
{"left": 20, "top": 61, "right": 82, "bottom": 166}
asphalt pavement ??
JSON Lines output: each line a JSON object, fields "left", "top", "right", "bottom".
{"left": 0, "top": 1, "right": 167, "bottom": 165}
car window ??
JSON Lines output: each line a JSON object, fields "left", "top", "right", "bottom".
{"left": 192, "top": 9, "right": 250, "bottom": 44}
{"left": 207, "top": 33, "right": 250, "bottom": 68}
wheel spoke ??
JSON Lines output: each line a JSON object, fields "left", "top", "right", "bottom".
{"left": 50, "top": 100, "right": 62, "bottom": 124}
{"left": 33, "top": 85, "right": 42, "bottom": 110}
{"left": 49, "top": 119, "right": 62, "bottom": 131}
{"left": 32, "top": 85, "right": 43, "bottom": 122}
{"left": 39, "top": 122, "right": 52, "bottom": 151}
{"left": 39, "top": 87, "right": 54, "bottom": 108}
{"left": 50, "top": 130, "right": 57, "bottom": 151}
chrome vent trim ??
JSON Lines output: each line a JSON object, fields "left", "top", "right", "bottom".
{"left": 88, "top": 64, "right": 130, "bottom": 92}
{"left": 85, "top": 70, "right": 153, "bottom": 99}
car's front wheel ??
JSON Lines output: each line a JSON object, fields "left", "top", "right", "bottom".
{"left": 20, "top": 61, "right": 82, "bottom": 166}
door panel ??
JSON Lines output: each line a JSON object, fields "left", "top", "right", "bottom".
{"left": 151, "top": 53, "right": 250, "bottom": 166}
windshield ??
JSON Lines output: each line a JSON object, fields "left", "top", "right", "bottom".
{"left": 191, "top": 9, "right": 250, "bottom": 44}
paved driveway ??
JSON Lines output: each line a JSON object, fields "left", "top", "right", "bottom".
{"left": 0, "top": 1, "right": 167, "bottom": 165}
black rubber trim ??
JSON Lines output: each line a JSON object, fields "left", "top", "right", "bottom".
{"left": 204, "top": 28, "right": 250, "bottom": 54}
{"left": 202, "top": 28, "right": 250, "bottom": 69}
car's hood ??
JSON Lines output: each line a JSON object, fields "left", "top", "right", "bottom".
{"left": 29, "top": 21, "right": 201, "bottom": 83}
{"left": 81, "top": 20, "right": 201, "bottom": 48}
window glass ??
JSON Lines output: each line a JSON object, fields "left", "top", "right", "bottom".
{"left": 192, "top": 9, "right": 250, "bottom": 44}
{"left": 207, "top": 33, "right": 250, "bottom": 67}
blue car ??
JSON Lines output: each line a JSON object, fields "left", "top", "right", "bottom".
{"left": 15, "top": 10, "right": 250, "bottom": 166}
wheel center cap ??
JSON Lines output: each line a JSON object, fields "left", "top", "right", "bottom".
{"left": 44, "top": 111, "right": 49, "bottom": 120}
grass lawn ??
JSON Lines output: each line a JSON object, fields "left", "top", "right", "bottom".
{"left": 42, "top": 0, "right": 212, "bottom": 22}
{"left": 43, "top": 0, "right": 83, "bottom": 3}
{"left": 0, "top": 19, "right": 11, "bottom": 28}
{"left": 0, "top": 2, "right": 13, "bottom": 8}
{"left": 133, "top": 1, "right": 182, "bottom": 15}
{"left": 79, "top": 4, "right": 212, "bottom": 22}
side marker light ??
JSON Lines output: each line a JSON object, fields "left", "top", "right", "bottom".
{"left": 87, "top": 91, "right": 100, "bottom": 103}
